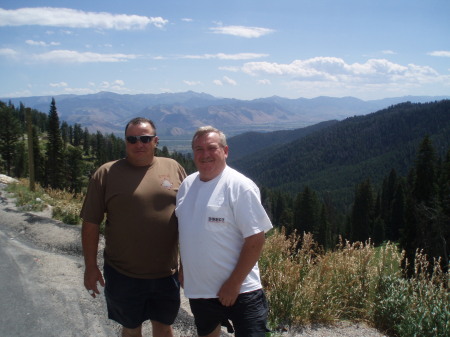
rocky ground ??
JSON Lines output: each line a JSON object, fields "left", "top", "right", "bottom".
{"left": 0, "top": 176, "right": 386, "bottom": 336}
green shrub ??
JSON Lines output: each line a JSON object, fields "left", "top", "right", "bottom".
{"left": 5, "top": 180, "right": 49, "bottom": 212}
{"left": 260, "top": 229, "right": 449, "bottom": 336}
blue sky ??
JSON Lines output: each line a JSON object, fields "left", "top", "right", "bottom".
{"left": 1, "top": 0, "right": 449, "bottom": 100}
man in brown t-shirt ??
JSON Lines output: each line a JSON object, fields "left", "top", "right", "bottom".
{"left": 81, "top": 117, "right": 186, "bottom": 337}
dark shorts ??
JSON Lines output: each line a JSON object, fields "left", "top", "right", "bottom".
{"left": 189, "top": 289, "right": 269, "bottom": 337}
{"left": 103, "top": 263, "right": 180, "bottom": 329}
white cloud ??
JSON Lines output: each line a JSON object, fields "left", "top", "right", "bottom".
{"left": 381, "top": 50, "right": 396, "bottom": 55}
{"left": 181, "top": 18, "right": 193, "bottom": 22}
{"left": 223, "top": 76, "right": 237, "bottom": 86}
{"left": 55, "top": 80, "right": 132, "bottom": 95}
{"left": 219, "top": 66, "right": 240, "bottom": 72}
{"left": 183, "top": 53, "right": 268, "bottom": 60}
{"left": 428, "top": 51, "right": 450, "bottom": 57}
{"left": 0, "top": 48, "right": 18, "bottom": 57}
{"left": 258, "top": 79, "right": 271, "bottom": 85}
{"left": 213, "top": 76, "right": 237, "bottom": 86}
{"left": 49, "top": 82, "right": 68, "bottom": 88}
{"left": 26, "top": 40, "right": 60, "bottom": 47}
{"left": 1, "top": 89, "right": 33, "bottom": 98}
{"left": 0, "top": 7, "right": 168, "bottom": 30}
{"left": 57, "top": 87, "right": 97, "bottom": 95}
{"left": 32, "top": 50, "right": 139, "bottom": 63}
{"left": 100, "top": 80, "right": 125, "bottom": 90}
{"left": 241, "top": 57, "right": 442, "bottom": 85}
{"left": 239, "top": 56, "right": 450, "bottom": 98}
{"left": 183, "top": 80, "right": 201, "bottom": 86}
{"left": 210, "top": 25, "right": 274, "bottom": 38}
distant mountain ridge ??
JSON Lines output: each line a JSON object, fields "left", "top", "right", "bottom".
{"left": 3, "top": 91, "right": 448, "bottom": 137}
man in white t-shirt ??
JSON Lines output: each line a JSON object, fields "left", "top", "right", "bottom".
{"left": 176, "top": 126, "right": 273, "bottom": 337}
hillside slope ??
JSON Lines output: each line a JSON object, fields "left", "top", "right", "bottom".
{"left": 227, "top": 120, "right": 338, "bottom": 162}
{"left": 231, "top": 100, "right": 450, "bottom": 206}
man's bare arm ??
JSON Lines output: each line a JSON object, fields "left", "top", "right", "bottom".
{"left": 81, "top": 220, "right": 104, "bottom": 297}
{"left": 217, "top": 231, "right": 265, "bottom": 306}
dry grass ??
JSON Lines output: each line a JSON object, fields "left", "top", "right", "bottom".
{"left": 5, "top": 179, "right": 83, "bottom": 225}
{"left": 260, "top": 229, "right": 449, "bottom": 336}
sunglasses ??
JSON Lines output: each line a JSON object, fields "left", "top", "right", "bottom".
{"left": 126, "top": 135, "right": 156, "bottom": 144}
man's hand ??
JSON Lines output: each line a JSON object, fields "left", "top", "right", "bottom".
{"left": 81, "top": 220, "right": 103, "bottom": 298}
{"left": 84, "top": 265, "right": 105, "bottom": 298}
{"left": 217, "top": 232, "right": 266, "bottom": 307}
{"left": 217, "top": 279, "right": 241, "bottom": 307}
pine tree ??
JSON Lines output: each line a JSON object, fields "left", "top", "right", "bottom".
{"left": 402, "top": 137, "right": 448, "bottom": 272}
{"left": 317, "top": 204, "right": 333, "bottom": 249}
{"left": 32, "top": 125, "right": 45, "bottom": 185}
{"left": 13, "top": 140, "right": 27, "bottom": 178}
{"left": 413, "top": 135, "right": 437, "bottom": 204}
{"left": 65, "top": 146, "right": 85, "bottom": 193}
{"left": 390, "top": 179, "right": 406, "bottom": 242}
{"left": 61, "top": 121, "right": 69, "bottom": 146}
{"left": 83, "top": 127, "right": 90, "bottom": 155}
{"left": 351, "top": 179, "right": 374, "bottom": 242}
{"left": 94, "top": 131, "right": 107, "bottom": 167}
{"left": 438, "top": 149, "right": 450, "bottom": 270}
{"left": 0, "top": 102, "right": 22, "bottom": 176}
{"left": 45, "top": 98, "right": 65, "bottom": 189}
{"left": 381, "top": 169, "right": 398, "bottom": 239}
{"left": 293, "top": 186, "right": 320, "bottom": 237}
{"left": 73, "top": 124, "right": 83, "bottom": 147}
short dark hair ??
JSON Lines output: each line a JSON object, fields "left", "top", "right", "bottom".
{"left": 125, "top": 117, "right": 157, "bottom": 135}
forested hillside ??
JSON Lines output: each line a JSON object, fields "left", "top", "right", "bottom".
{"left": 227, "top": 120, "right": 338, "bottom": 162}
{"left": 231, "top": 100, "right": 450, "bottom": 207}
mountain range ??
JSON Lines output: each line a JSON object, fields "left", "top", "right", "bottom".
{"left": 3, "top": 91, "right": 449, "bottom": 138}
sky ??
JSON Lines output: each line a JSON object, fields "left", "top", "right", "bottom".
{"left": 0, "top": 0, "right": 449, "bottom": 101}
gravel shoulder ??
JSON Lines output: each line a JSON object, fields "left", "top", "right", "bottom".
{"left": 0, "top": 180, "right": 386, "bottom": 337}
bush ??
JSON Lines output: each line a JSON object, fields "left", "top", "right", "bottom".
{"left": 5, "top": 179, "right": 83, "bottom": 225}
{"left": 5, "top": 179, "right": 50, "bottom": 212}
{"left": 260, "top": 229, "right": 449, "bottom": 336}
{"left": 373, "top": 251, "right": 449, "bottom": 337}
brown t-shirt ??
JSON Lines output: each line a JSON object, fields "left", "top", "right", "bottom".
{"left": 80, "top": 157, "right": 187, "bottom": 279}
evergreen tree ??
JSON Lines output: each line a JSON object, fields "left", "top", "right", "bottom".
{"left": 401, "top": 137, "right": 448, "bottom": 272}
{"left": 13, "top": 139, "right": 27, "bottom": 178}
{"left": 65, "top": 146, "right": 85, "bottom": 193}
{"left": 381, "top": 169, "right": 398, "bottom": 239}
{"left": 390, "top": 179, "right": 406, "bottom": 242}
{"left": 160, "top": 145, "right": 170, "bottom": 157}
{"left": 438, "top": 149, "right": 450, "bottom": 269}
{"left": 413, "top": 135, "right": 437, "bottom": 204}
{"left": 32, "top": 125, "right": 45, "bottom": 185}
{"left": 94, "top": 131, "right": 107, "bottom": 167}
{"left": 293, "top": 186, "right": 320, "bottom": 236}
{"left": 317, "top": 204, "right": 333, "bottom": 249}
{"left": 83, "top": 127, "right": 90, "bottom": 155}
{"left": 0, "top": 102, "right": 22, "bottom": 176}
{"left": 73, "top": 123, "right": 83, "bottom": 147}
{"left": 61, "top": 121, "right": 69, "bottom": 146}
{"left": 351, "top": 179, "right": 374, "bottom": 242}
{"left": 45, "top": 98, "right": 65, "bottom": 189}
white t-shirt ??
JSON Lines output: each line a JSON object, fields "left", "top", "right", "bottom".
{"left": 176, "top": 166, "right": 273, "bottom": 298}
